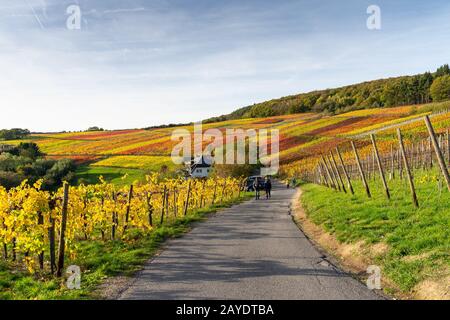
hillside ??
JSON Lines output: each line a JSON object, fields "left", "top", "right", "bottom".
{"left": 205, "top": 64, "right": 450, "bottom": 123}
{"left": 3, "top": 100, "right": 450, "bottom": 185}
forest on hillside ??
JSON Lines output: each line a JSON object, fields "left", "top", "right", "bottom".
{"left": 205, "top": 64, "right": 450, "bottom": 123}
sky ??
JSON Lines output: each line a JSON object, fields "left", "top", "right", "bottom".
{"left": 1, "top": 0, "right": 450, "bottom": 132}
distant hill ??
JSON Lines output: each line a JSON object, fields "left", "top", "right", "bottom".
{"left": 204, "top": 64, "right": 450, "bottom": 123}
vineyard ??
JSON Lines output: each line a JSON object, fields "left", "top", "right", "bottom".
{"left": 4, "top": 102, "right": 450, "bottom": 185}
{"left": 2, "top": 102, "right": 450, "bottom": 299}
{"left": 0, "top": 175, "right": 243, "bottom": 297}
{"left": 281, "top": 104, "right": 450, "bottom": 177}
{"left": 296, "top": 115, "right": 450, "bottom": 297}
{"left": 294, "top": 115, "right": 450, "bottom": 201}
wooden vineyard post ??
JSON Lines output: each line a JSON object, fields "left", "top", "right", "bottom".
{"left": 123, "top": 185, "right": 134, "bottom": 234}
{"left": 447, "top": 129, "right": 450, "bottom": 164}
{"left": 317, "top": 162, "right": 330, "bottom": 187}
{"left": 351, "top": 141, "right": 371, "bottom": 198}
{"left": 37, "top": 211, "right": 44, "bottom": 270}
{"left": 390, "top": 145, "right": 395, "bottom": 180}
{"left": 173, "top": 188, "right": 177, "bottom": 217}
{"left": 319, "top": 162, "right": 328, "bottom": 187}
{"left": 326, "top": 155, "right": 341, "bottom": 191}
{"left": 318, "top": 163, "right": 330, "bottom": 188}
{"left": 321, "top": 156, "right": 336, "bottom": 190}
{"left": 48, "top": 201, "right": 56, "bottom": 274}
{"left": 424, "top": 116, "right": 450, "bottom": 191}
{"left": 397, "top": 129, "right": 419, "bottom": 208}
{"left": 329, "top": 152, "right": 346, "bottom": 193}
{"left": 327, "top": 154, "right": 341, "bottom": 191}
{"left": 165, "top": 190, "right": 169, "bottom": 219}
{"left": 56, "top": 183, "right": 69, "bottom": 277}
{"left": 336, "top": 147, "right": 354, "bottom": 194}
{"left": 415, "top": 142, "right": 420, "bottom": 170}
{"left": 160, "top": 186, "right": 167, "bottom": 224}
{"left": 111, "top": 191, "right": 117, "bottom": 240}
{"left": 12, "top": 238, "right": 16, "bottom": 262}
{"left": 372, "top": 152, "right": 376, "bottom": 181}
{"left": 146, "top": 192, "right": 153, "bottom": 227}
{"left": 371, "top": 134, "right": 390, "bottom": 200}
{"left": 429, "top": 137, "right": 433, "bottom": 168}
{"left": 183, "top": 181, "right": 191, "bottom": 216}
{"left": 421, "top": 140, "right": 426, "bottom": 170}
{"left": 365, "top": 155, "right": 370, "bottom": 181}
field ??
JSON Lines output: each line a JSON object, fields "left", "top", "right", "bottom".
{"left": 75, "top": 166, "right": 147, "bottom": 186}
{"left": 5, "top": 102, "right": 450, "bottom": 184}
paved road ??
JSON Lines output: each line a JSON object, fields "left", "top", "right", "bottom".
{"left": 119, "top": 181, "right": 380, "bottom": 300}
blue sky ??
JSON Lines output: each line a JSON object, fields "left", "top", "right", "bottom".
{"left": 1, "top": 0, "right": 450, "bottom": 131}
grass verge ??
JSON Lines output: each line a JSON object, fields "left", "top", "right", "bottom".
{"left": 299, "top": 171, "right": 449, "bottom": 299}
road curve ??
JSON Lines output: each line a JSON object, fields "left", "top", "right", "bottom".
{"left": 118, "top": 181, "right": 381, "bottom": 300}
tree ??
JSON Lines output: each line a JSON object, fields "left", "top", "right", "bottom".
{"left": 419, "top": 72, "right": 433, "bottom": 103}
{"left": 382, "top": 81, "right": 401, "bottom": 106}
{"left": 288, "top": 100, "right": 309, "bottom": 114}
{"left": 0, "top": 128, "right": 30, "bottom": 140}
{"left": 435, "top": 64, "right": 450, "bottom": 78}
{"left": 11, "top": 142, "right": 43, "bottom": 160}
{"left": 202, "top": 64, "right": 450, "bottom": 122}
{"left": 87, "top": 126, "right": 104, "bottom": 131}
{"left": 430, "top": 75, "right": 450, "bottom": 102}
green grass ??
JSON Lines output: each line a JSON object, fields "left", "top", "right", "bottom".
{"left": 0, "top": 193, "right": 253, "bottom": 300}
{"left": 300, "top": 170, "right": 449, "bottom": 293}
{"left": 75, "top": 165, "right": 147, "bottom": 186}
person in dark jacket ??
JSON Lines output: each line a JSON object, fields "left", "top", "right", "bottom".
{"left": 264, "top": 178, "right": 272, "bottom": 199}
{"left": 253, "top": 177, "right": 260, "bottom": 200}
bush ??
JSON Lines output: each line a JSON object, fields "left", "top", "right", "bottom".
{"left": 0, "top": 154, "right": 32, "bottom": 172}
{"left": 214, "top": 164, "right": 260, "bottom": 178}
{"left": 0, "top": 144, "right": 15, "bottom": 153}
{"left": 43, "top": 159, "right": 76, "bottom": 190}
{"left": 0, "top": 171, "right": 22, "bottom": 189}
{"left": 14, "top": 142, "right": 43, "bottom": 160}
{"left": 17, "top": 159, "right": 56, "bottom": 183}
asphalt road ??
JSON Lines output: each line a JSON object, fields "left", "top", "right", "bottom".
{"left": 118, "top": 181, "right": 381, "bottom": 300}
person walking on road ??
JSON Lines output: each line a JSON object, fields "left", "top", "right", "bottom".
{"left": 264, "top": 177, "right": 272, "bottom": 199}
{"left": 253, "top": 177, "right": 261, "bottom": 200}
